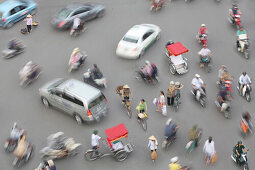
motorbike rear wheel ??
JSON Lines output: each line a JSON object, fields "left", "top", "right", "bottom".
{"left": 246, "top": 93, "right": 251, "bottom": 102}
{"left": 244, "top": 49, "right": 249, "bottom": 59}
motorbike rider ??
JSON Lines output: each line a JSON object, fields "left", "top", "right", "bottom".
{"left": 70, "top": 48, "right": 85, "bottom": 66}
{"left": 164, "top": 118, "right": 179, "bottom": 141}
{"left": 89, "top": 64, "right": 103, "bottom": 81}
{"left": 19, "top": 61, "right": 35, "bottom": 85}
{"left": 37, "top": 160, "right": 56, "bottom": 170}
{"left": 136, "top": 99, "right": 148, "bottom": 122}
{"left": 233, "top": 141, "right": 248, "bottom": 164}
{"left": 198, "top": 44, "right": 211, "bottom": 67}
{"left": 217, "top": 86, "right": 231, "bottom": 112}
{"left": 198, "top": 24, "right": 208, "bottom": 38}
{"left": 220, "top": 69, "right": 233, "bottom": 84}
{"left": 188, "top": 125, "right": 200, "bottom": 147}
{"left": 169, "top": 156, "right": 188, "bottom": 170}
{"left": 191, "top": 74, "right": 206, "bottom": 96}
{"left": 9, "top": 122, "right": 24, "bottom": 143}
{"left": 239, "top": 72, "right": 251, "bottom": 94}
{"left": 230, "top": 4, "right": 242, "bottom": 24}
{"left": 150, "top": 62, "right": 158, "bottom": 79}
{"left": 242, "top": 111, "right": 253, "bottom": 130}
{"left": 73, "top": 15, "right": 81, "bottom": 31}
{"left": 8, "top": 39, "right": 21, "bottom": 51}
{"left": 141, "top": 60, "right": 153, "bottom": 80}
{"left": 236, "top": 26, "right": 249, "bottom": 51}
{"left": 217, "top": 65, "right": 227, "bottom": 84}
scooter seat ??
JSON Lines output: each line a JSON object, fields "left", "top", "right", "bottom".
{"left": 2, "top": 49, "right": 16, "bottom": 55}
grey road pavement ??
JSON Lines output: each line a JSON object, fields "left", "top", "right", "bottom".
{"left": 0, "top": 0, "right": 255, "bottom": 170}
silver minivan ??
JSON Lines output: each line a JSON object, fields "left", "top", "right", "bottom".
{"left": 39, "top": 78, "right": 108, "bottom": 124}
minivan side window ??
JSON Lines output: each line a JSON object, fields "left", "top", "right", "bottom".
{"left": 62, "top": 93, "right": 84, "bottom": 107}
{"left": 89, "top": 95, "right": 105, "bottom": 109}
{"left": 73, "top": 98, "right": 84, "bottom": 107}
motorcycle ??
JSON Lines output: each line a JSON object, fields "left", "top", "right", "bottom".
{"left": 199, "top": 55, "right": 212, "bottom": 73}
{"left": 237, "top": 34, "right": 249, "bottom": 59}
{"left": 240, "top": 118, "right": 253, "bottom": 136}
{"left": 215, "top": 100, "right": 231, "bottom": 119}
{"left": 2, "top": 43, "right": 25, "bottom": 59}
{"left": 19, "top": 65, "right": 42, "bottom": 87}
{"left": 68, "top": 51, "right": 87, "bottom": 72}
{"left": 228, "top": 9, "right": 242, "bottom": 29}
{"left": 217, "top": 80, "right": 233, "bottom": 95}
{"left": 185, "top": 128, "right": 202, "bottom": 153}
{"left": 136, "top": 68, "right": 160, "bottom": 84}
{"left": 237, "top": 84, "right": 252, "bottom": 102}
{"left": 40, "top": 132, "right": 81, "bottom": 160}
{"left": 4, "top": 123, "right": 25, "bottom": 152}
{"left": 191, "top": 88, "right": 206, "bottom": 107}
{"left": 231, "top": 151, "right": 249, "bottom": 170}
{"left": 70, "top": 22, "right": 86, "bottom": 37}
{"left": 196, "top": 34, "right": 207, "bottom": 46}
{"left": 12, "top": 135, "right": 33, "bottom": 167}
{"left": 150, "top": 0, "right": 166, "bottom": 12}
{"left": 83, "top": 70, "right": 107, "bottom": 88}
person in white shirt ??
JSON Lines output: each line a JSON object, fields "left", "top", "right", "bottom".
{"left": 203, "top": 136, "right": 216, "bottom": 166}
{"left": 239, "top": 72, "right": 251, "bottom": 92}
{"left": 148, "top": 136, "right": 158, "bottom": 152}
{"left": 192, "top": 74, "right": 206, "bottom": 96}
{"left": 198, "top": 44, "right": 211, "bottom": 66}
{"left": 91, "top": 130, "right": 101, "bottom": 155}
{"left": 73, "top": 15, "right": 81, "bottom": 30}
{"left": 218, "top": 65, "right": 226, "bottom": 83}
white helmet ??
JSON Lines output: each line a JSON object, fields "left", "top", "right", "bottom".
{"left": 166, "top": 118, "right": 172, "bottom": 126}
{"left": 201, "top": 24, "right": 206, "bottom": 27}
{"left": 145, "top": 60, "right": 150, "bottom": 65}
{"left": 171, "top": 156, "right": 178, "bottom": 163}
{"left": 195, "top": 74, "right": 200, "bottom": 78}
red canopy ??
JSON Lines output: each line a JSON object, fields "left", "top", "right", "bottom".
{"left": 167, "top": 42, "right": 189, "bottom": 56}
{"left": 105, "top": 123, "right": 128, "bottom": 142}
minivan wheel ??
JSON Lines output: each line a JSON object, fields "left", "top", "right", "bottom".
{"left": 74, "top": 114, "right": 83, "bottom": 125}
{"left": 42, "top": 98, "right": 50, "bottom": 107}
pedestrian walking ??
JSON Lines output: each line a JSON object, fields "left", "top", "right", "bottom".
{"left": 24, "top": 14, "right": 32, "bottom": 33}
{"left": 167, "top": 81, "right": 176, "bottom": 106}
{"left": 156, "top": 91, "right": 167, "bottom": 116}
{"left": 203, "top": 136, "right": 216, "bottom": 166}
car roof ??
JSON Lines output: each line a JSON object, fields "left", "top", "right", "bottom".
{"left": 57, "top": 79, "right": 101, "bottom": 102}
{"left": 125, "top": 25, "right": 151, "bottom": 38}
{"left": 0, "top": 0, "right": 24, "bottom": 13}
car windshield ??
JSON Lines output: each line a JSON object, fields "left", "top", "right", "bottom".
{"left": 56, "top": 8, "right": 72, "bottom": 19}
{"left": 123, "top": 36, "right": 138, "bottom": 43}
{"left": 89, "top": 94, "right": 105, "bottom": 109}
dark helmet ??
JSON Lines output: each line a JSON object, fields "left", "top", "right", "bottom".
{"left": 93, "top": 130, "right": 98, "bottom": 135}
{"left": 93, "top": 64, "right": 98, "bottom": 68}
{"left": 168, "top": 40, "right": 174, "bottom": 45}
{"left": 237, "top": 140, "right": 242, "bottom": 145}
{"left": 242, "top": 72, "right": 246, "bottom": 75}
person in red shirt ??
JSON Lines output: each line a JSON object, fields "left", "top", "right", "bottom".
{"left": 198, "top": 24, "right": 208, "bottom": 37}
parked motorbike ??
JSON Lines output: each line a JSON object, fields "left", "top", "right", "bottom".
{"left": 237, "top": 84, "right": 252, "bottom": 102}
{"left": 150, "top": 0, "right": 166, "bottom": 12}
{"left": 2, "top": 43, "right": 25, "bottom": 59}
{"left": 231, "top": 151, "right": 249, "bottom": 170}
{"left": 68, "top": 51, "right": 87, "bottom": 72}
{"left": 40, "top": 132, "right": 81, "bottom": 160}
{"left": 228, "top": 9, "right": 242, "bottom": 29}
{"left": 83, "top": 70, "right": 107, "bottom": 88}
{"left": 70, "top": 22, "right": 86, "bottom": 37}
{"left": 4, "top": 123, "right": 25, "bottom": 152}
{"left": 191, "top": 88, "right": 206, "bottom": 107}
{"left": 237, "top": 34, "right": 249, "bottom": 59}
{"left": 215, "top": 100, "right": 231, "bottom": 119}
{"left": 19, "top": 64, "right": 42, "bottom": 87}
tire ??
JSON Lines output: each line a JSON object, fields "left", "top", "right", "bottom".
{"left": 169, "top": 64, "right": 176, "bottom": 75}
{"left": 97, "top": 10, "right": 105, "bottom": 18}
{"left": 42, "top": 97, "right": 50, "bottom": 107}
{"left": 25, "top": 146, "right": 33, "bottom": 162}
{"left": 139, "top": 49, "right": 145, "bottom": 57}
{"left": 115, "top": 150, "right": 128, "bottom": 162}
{"left": 84, "top": 150, "right": 99, "bottom": 161}
{"left": 74, "top": 114, "right": 83, "bottom": 125}
{"left": 244, "top": 164, "right": 249, "bottom": 170}
{"left": 156, "top": 33, "right": 160, "bottom": 41}
{"left": 6, "top": 22, "right": 14, "bottom": 29}
{"left": 127, "top": 106, "right": 132, "bottom": 118}
{"left": 200, "top": 97, "right": 206, "bottom": 107}
{"left": 246, "top": 93, "right": 251, "bottom": 102}
{"left": 161, "top": 140, "right": 167, "bottom": 149}
{"left": 141, "top": 119, "right": 147, "bottom": 131}
{"left": 206, "top": 64, "right": 212, "bottom": 73}
{"left": 224, "top": 111, "right": 231, "bottom": 119}
{"left": 244, "top": 49, "right": 249, "bottom": 59}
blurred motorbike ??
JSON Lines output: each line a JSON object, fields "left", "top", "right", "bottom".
{"left": 191, "top": 88, "right": 206, "bottom": 107}
{"left": 68, "top": 51, "right": 87, "bottom": 72}
{"left": 70, "top": 22, "right": 86, "bottom": 37}
{"left": 196, "top": 34, "right": 207, "bottom": 46}
{"left": 215, "top": 99, "right": 231, "bottom": 119}
{"left": 83, "top": 69, "right": 107, "bottom": 88}
{"left": 228, "top": 9, "right": 242, "bottom": 29}
{"left": 237, "top": 84, "right": 252, "bottom": 102}
{"left": 150, "top": 0, "right": 166, "bottom": 12}
{"left": 2, "top": 40, "right": 25, "bottom": 59}
{"left": 19, "top": 64, "right": 41, "bottom": 87}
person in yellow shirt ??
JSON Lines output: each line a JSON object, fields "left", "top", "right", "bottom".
{"left": 169, "top": 157, "right": 188, "bottom": 170}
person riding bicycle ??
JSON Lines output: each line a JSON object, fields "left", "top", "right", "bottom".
{"left": 233, "top": 141, "right": 248, "bottom": 164}
{"left": 242, "top": 111, "right": 253, "bottom": 130}
{"left": 239, "top": 72, "right": 251, "bottom": 94}
{"left": 188, "top": 125, "right": 200, "bottom": 147}
{"left": 198, "top": 44, "right": 211, "bottom": 67}
{"left": 169, "top": 156, "right": 188, "bottom": 170}
{"left": 164, "top": 118, "right": 179, "bottom": 141}
{"left": 230, "top": 4, "right": 242, "bottom": 24}
{"left": 191, "top": 74, "right": 206, "bottom": 96}
{"left": 136, "top": 99, "right": 148, "bottom": 122}
{"left": 119, "top": 85, "right": 133, "bottom": 104}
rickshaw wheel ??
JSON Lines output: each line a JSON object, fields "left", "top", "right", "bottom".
{"left": 84, "top": 150, "right": 99, "bottom": 161}
{"left": 115, "top": 150, "right": 128, "bottom": 162}
{"left": 169, "top": 64, "right": 176, "bottom": 75}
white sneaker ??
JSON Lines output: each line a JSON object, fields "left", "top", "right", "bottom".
{"left": 238, "top": 47, "right": 241, "bottom": 51}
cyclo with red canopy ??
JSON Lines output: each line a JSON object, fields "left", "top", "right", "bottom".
{"left": 165, "top": 41, "right": 189, "bottom": 75}
{"left": 84, "top": 123, "right": 134, "bottom": 162}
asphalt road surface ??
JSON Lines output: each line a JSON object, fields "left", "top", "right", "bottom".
{"left": 1, "top": 0, "right": 255, "bottom": 170}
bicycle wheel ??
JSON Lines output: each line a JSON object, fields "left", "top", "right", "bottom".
{"left": 84, "top": 150, "right": 99, "bottom": 161}
{"left": 127, "top": 106, "right": 132, "bottom": 118}
{"left": 141, "top": 119, "right": 147, "bottom": 131}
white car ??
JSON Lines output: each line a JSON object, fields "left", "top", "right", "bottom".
{"left": 116, "top": 24, "right": 161, "bottom": 59}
